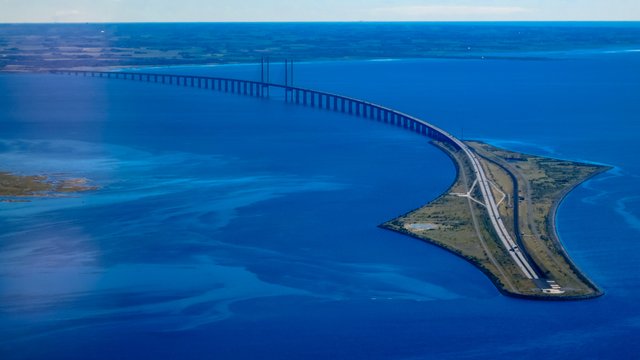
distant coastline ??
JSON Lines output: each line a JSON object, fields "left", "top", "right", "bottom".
{"left": 2, "top": 22, "right": 640, "bottom": 72}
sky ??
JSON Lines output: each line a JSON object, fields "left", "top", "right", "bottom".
{"left": 0, "top": 0, "right": 639, "bottom": 23}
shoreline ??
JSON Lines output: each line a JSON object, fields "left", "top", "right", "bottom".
{"left": 471, "top": 141, "right": 609, "bottom": 299}
{"left": 4, "top": 47, "right": 640, "bottom": 74}
{"left": 547, "top": 164, "right": 612, "bottom": 296}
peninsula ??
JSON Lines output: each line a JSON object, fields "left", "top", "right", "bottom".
{"left": 382, "top": 140, "right": 609, "bottom": 300}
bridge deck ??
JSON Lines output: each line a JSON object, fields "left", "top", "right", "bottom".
{"left": 51, "top": 69, "right": 548, "bottom": 285}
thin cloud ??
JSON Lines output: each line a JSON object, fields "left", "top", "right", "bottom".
{"left": 53, "top": 9, "right": 82, "bottom": 21}
{"left": 369, "top": 5, "right": 532, "bottom": 20}
{"left": 55, "top": 9, "right": 81, "bottom": 17}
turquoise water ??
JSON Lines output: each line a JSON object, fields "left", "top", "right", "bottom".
{"left": 1, "top": 51, "right": 640, "bottom": 358}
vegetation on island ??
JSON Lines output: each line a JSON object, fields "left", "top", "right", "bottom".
{"left": 382, "top": 141, "right": 609, "bottom": 300}
{"left": 0, "top": 172, "right": 97, "bottom": 201}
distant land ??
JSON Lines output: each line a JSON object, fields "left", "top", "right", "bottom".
{"left": 2, "top": 22, "right": 640, "bottom": 71}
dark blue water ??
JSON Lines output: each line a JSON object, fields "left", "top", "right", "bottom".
{"left": 1, "top": 51, "right": 640, "bottom": 358}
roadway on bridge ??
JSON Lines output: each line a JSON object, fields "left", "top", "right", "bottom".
{"left": 55, "top": 69, "right": 556, "bottom": 292}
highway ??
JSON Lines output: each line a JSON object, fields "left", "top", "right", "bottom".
{"left": 378, "top": 110, "right": 543, "bottom": 280}
{"left": 460, "top": 144, "right": 539, "bottom": 280}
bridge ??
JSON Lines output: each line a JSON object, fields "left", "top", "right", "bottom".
{"left": 51, "top": 67, "right": 553, "bottom": 290}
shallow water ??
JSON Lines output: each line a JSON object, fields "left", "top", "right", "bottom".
{"left": 1, "top": 50, "right": 639, "bottom": 359}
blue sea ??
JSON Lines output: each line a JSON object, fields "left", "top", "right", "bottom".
{"left": 1, "top": 29, "right": 640, "bottom": 359}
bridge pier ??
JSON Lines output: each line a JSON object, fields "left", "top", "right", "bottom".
{"left": 55, "top": 71, "right": 463, "bottom": 151}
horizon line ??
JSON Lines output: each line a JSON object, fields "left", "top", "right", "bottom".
{"left": 1, "top": 20, "right": 640, "bottom": 25}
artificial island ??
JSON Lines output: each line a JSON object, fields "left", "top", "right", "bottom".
{"left": 0, "top": 67, "right": 609, "bottom": 300}
{"left": 382, "top": 140, "right": 608, "bottom": 300}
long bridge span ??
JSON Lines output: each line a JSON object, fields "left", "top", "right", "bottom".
{"left": 51, "top": 68, "right": 547, "bottom": 287}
